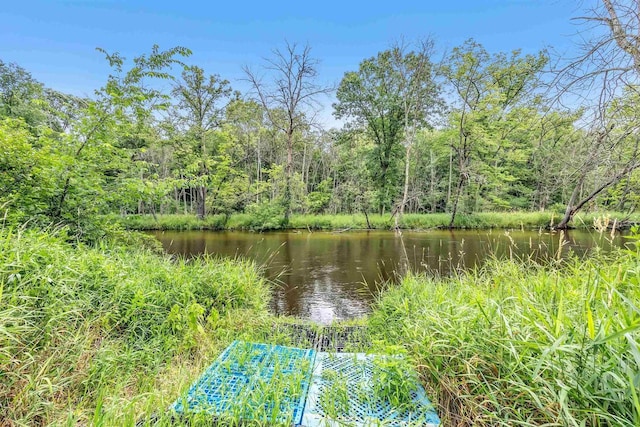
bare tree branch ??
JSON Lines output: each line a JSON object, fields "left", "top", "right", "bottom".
{"left": 242, "top": 41, "right": 333, "bottom": 223}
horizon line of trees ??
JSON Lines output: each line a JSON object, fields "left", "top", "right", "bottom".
{"left": 2, "top": 0, "right": 640, "bottom": 240}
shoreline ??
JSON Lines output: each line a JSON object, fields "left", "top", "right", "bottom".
{"left": 112, "top": 212, "right": 639, "bottom": 232}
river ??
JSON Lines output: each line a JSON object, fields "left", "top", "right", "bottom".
{"left": 152, "top": 229, "right": 626, "bottom": 323}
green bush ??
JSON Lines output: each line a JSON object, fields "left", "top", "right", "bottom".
{"left": 244, "top": 201, "right": 286, "bottom": 230}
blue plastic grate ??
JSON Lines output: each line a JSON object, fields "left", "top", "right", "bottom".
{"left": 302, "top": 353, "right": 441, "bottom": 427}
{"left": 171, "top": 341, "right": 316, "bottom": 425}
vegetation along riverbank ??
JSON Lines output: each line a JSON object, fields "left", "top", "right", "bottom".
{"left": 369, "top": 234, "right": 640, "bottom": 426}
{"left": 2, "top": 225, "right": 638, "bottom": 425}
{"left": 116, "top": 211, "right": 640, "bottom": 232}
{"left": 0, "top": 226, "right": 272, "bottom": 425}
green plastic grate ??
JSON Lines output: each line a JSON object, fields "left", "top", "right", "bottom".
{"left": 171, "top": 341, "right": 316, "bottom": 425}
{"left": 302, "top": 352, "right": 441, "bottom": 427}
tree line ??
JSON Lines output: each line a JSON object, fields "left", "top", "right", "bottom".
{"left": 2, "top": 0, "right": 640, "bottom": 239}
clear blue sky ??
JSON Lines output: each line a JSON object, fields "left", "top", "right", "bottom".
{"left": 1, "top": 0, "right": 590, "bottom": 124}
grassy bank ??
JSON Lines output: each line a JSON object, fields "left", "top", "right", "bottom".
{"left": 4, "top": 223, "right": 639, "bottom": 425}
{"left": 369, "top": 234, "right": 640, "bottom": 426}
{"left": 114, "top": 211, "right": 640, "bottom": 232}
{"left": 0, "top": 226, "right": 277, "bottom": 425}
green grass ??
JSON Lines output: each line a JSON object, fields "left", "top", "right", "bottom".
{"left": 114, "top": 211, "right": 640, "bottom": 232}
{"left": 0, "top": 223, "right": 375, "bottom": 425}
{"left": 369, "top": 234, "right": 640, "bottom": 426}
{"left": 4, "top": 220, "right": 640, "bottom": 426}
{"left": 0, "top": 225, "right": 274, "bottom": 425}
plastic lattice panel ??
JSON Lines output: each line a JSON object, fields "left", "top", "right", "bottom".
{"left": 171, "top": 341, "right": 316, "bottom": 425}
{"left": 301, "top": 353, "right": 440, "bottom": 427}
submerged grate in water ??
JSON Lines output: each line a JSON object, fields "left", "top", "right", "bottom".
{"left": 171, "top": 341, "right": 315, "bottom": 425}
{"left": 272, "top": 322, "right": 370, "bottom": 352}
{"left": 302, "top": 353, "right": 441, "bottom": 427}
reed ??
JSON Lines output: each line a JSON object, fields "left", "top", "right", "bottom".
{"left": 369, "top": 231, "right": 640, "bottom": 426}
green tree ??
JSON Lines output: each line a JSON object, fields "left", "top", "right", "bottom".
{"left": 170, "top": 66, "right": 232, "bottom": 219}
{"left": 334, "top": 40, "right": 441, "bottom": 216}
{"left": 51, "top": 45, "right": 191, "bottom": 238}
{"left": 225, "top": 99, "right": 270, "bottom": 204}
{"left": 329, "top": 129, "right": 377, "bottom": 220}
{"left": 441, "top": 40, "right": 547, "bottom": 227}
{"left": 410, "top": 129, "right": 453, "bottom": 213}
{"left": 0, "top": 60, "right": 48, "bottom": 128}
{"left": 0, "top": 118, "right": 58, "bottom": 224}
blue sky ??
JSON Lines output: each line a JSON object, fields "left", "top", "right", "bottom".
{"left": 1, "top": 0, "right": 589, "bottom": 124}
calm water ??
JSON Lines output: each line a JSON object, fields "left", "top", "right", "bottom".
{"left": 152, "top": 229, "right": 626, "bottom": 323}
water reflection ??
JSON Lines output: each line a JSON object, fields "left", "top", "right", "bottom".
{"left": 152, "top": 229, "right": 626, "bottom": 323}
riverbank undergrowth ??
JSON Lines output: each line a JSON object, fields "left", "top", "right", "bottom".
{"left": 3, "top": 224, "right": 639, "bottom": 426}
{"left": 0, "top": 226, "right": 273, "bottom": 425}
{"left": 369, "top": 233, "right": 640, "bottom": 426}
{"left": 114, "top": 211, "right": 640, "bottom": 232}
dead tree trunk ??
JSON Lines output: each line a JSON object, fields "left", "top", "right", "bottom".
{"left": 556, "top": 162, "right": 640, "bottom": 229}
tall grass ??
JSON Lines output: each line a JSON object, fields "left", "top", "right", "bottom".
{"left": 369, "top": 233, "right": 640, "bottom": 426}
{"left": 4, "top": 220, "right": 639, "bottom": 425}
{"left": 115, "top": 211, "right": 640, "bottom": 232}
{"left": 0, "top": 226, "right": 270, "bottom": 425}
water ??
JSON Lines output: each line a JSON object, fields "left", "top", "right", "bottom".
{"left": 152, "top": 229, "right": 626, "bottom": 323}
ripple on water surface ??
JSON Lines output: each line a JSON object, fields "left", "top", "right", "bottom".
{"left": 152, "top": 229, "right": 626, "bottom": 324}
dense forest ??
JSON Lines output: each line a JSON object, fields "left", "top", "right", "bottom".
{"left": 2, "top": 3, "right": 640, "bottom": 240}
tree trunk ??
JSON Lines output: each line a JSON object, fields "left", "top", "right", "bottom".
{"left": 557, "top": 163, "right": 640, "bottom": 229}
{"left": 400, "top": 144, "right": 411, "bottom": 217}
{"left": 283, "top": 130, "right": 293, "bottom": 225}
{"left": 302, "top": 141, "right": 308, "bottom": 193}
{"left": 449, "top": 175, "right": 464, "bottom": 229}
{"left": 151, "top": 202, "right": 158, "bottom": 221}
{"left": 257, "top": 139, "right": 261, "bottom": 203}
{"left": 446, "top": 147, "right": 453, "bottom": 210}
{"left": 198, "top": 132, "right": 208, "bottom": 220}
{"left": 363, "top": 207, "right": 372, "bottom": 230}
{"left": 395, "top": 144, "right": 412, "bottom": 233}
{"left": 430, "top": 149, "right": 437, "bottom": 213}
{"left": 197, "top": 185, "right": 206, "bottom": 220}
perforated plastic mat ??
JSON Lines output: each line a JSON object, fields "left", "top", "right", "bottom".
{"left": 302, "top": 353, "right": 441, "bottom": 427}
{"left": 168, "top": 339, "right": 440, "bottom": 426}
{"left": 170, "top": 341, "right": 315, "bottom": 425}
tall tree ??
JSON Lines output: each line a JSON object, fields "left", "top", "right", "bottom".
{"left": 441, "top": 40, "right": 547, "bottom": 227}
{"left": 0, "top": 60, "right": 48, "bottom": 129}
{"left": 171, "top": 66, "right": 232, "bottom": 219}
{"left": 243, "top": 42, "right": 331, "bottom": 224}
{"left": 334, "top": 40, "right": 441, "bottom": 217}
{"left": 225, "top": 99, "right": 269, "bottom": 204}
{"left": 52, "top": 45, "right": 191, "bottom": 235}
